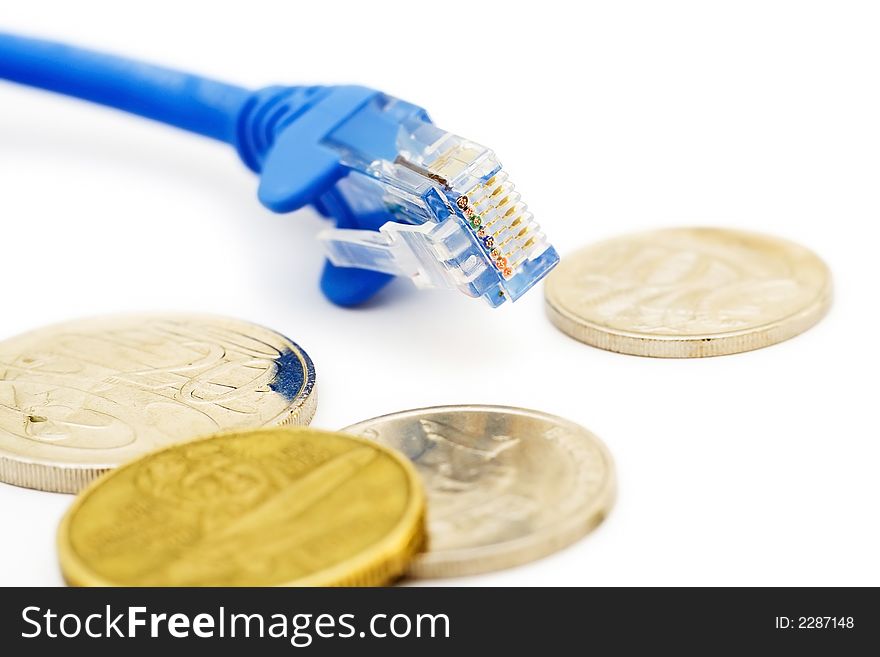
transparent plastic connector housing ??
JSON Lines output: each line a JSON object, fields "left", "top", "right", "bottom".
{"left": 318, "top": 98, "right": 559, "bottom": 307}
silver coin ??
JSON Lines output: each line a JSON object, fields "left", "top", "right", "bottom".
{"left": 545, "top": 228, "right": 832, "bottom": 357}
{"left": 343, "top": 405, "right": 615, "bottom": 578}
{"left": 0, "top": 314, "right": 317, "bottom": 493}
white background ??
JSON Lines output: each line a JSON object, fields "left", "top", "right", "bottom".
{"left": 1, "top": 1, "right": 878, "bottom": 586}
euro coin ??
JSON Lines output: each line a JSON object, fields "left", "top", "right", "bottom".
{"left": 344, "top": 405, "right": 615, "bottom": 578}
{"left": 0, "top": 314, "right": 316, "bottom": 492}
{"left": 58, "top": 427, "right": 425, "bottom": 586}
{"left": 544, "top": 228, "right": 832, "bottom": 357}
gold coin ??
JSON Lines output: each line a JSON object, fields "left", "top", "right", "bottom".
{"left": 344, "top": 405, "right": 615, "bottom": 578}
{"left": 0, "top": 314, "right": 317, "bottom": 492}
{"left": 544, "top": 228, "right": 832, "bottom": 357}
{"left": 58, "top": 427, "right": 426, "bottom": 586}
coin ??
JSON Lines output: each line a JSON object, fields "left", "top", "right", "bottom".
{"left": 343, "top": 405, "right": 615, "bottom": 578}
{"left": 0, "top": 314, "right": 317, "bottom": 493}
{"left": 544, "top": 228, "right": 832, "bottom": 357}
{"left": 58, "top": 427, "right": 425, "bottom": 586}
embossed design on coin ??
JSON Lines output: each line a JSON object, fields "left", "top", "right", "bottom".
{"left": 0, "top": 314, "right": 316, "bottom": 493}
{"left": 544, "top": 228, "right": 832, "bottom": 357}
{"left": 344, "top": 405, "right": 615, "bottom": 578}
{"left": 58, "top": 428, "right": 425, "bottom": 586}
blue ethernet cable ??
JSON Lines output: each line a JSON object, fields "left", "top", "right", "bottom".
{"left": 0, "top": 33, "right": 559, "bottom": 307}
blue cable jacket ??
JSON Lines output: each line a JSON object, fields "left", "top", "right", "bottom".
{"left": 0, "top": 32, "right": 250, "bottom": 143}
{"left": 0, "top": 32, "right": 397, "bottom": 305}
